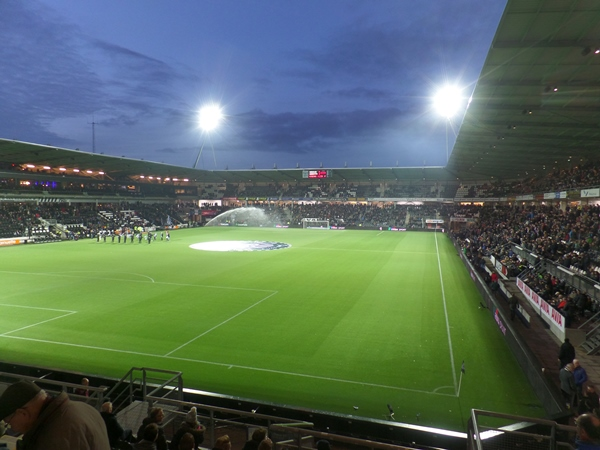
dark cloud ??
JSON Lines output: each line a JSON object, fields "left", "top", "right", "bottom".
{"left": 0, "top": 0, "right": 196, "bottom": 145}
{"left": 322, "top": 87, "right": 394, "bottom": 102}
{"left": 92, "top": 40, "right": 184, "bottom": 99}
{"left": 282, "top": 1, "right": 499, "bottom": 89}
{"left": 231, "top": 107, "right": 405, "bottom": 155}
{"left": 0, "top": 1, "right": 105, "bottom": 119}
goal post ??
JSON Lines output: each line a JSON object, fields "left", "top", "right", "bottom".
{"left": 302, "top": 218, "right": 330, "bottom": 229}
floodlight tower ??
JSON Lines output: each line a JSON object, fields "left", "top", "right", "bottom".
{"left": 88, "top": 115, "right": 97, "bottom": 154}
{"left": 433, "top": 86, "right": 462, "bottom": 163}
{"left": 194, "top": 104, "right": 223, "bottom": 169}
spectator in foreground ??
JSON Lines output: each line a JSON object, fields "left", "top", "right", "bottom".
{"left": 575, "top": 413, "right": 600, "bottom": 449}
{"left": 213, "top": 435, "right": 232, "bottom": 450}
{"left": 578, "top": 385, "right": 600, "bottom": 416}
{"left": 560, "top": 363, "right": 577, "bottom": 410}
{"left": 134, "top": 423, "right": 159, "bottom": 450}
{"left": 169, "top": 406, "right": 205, "bottom": 450}
{"left": 101, "top": 401, "right": 133, "bottom": 448}
{"left": 559, "top": 338, "right": 576, "bottom": 369}
{"left": 136, "top": 407, "right": 167, "bottom": 450}
{"left": 178, "top": 432, "right": 196, "bottom": 450}
{"left": 242, "top": 428, "right": 267, "bottom": 450}
{"left": 0, "top": 379, "right": 110, "bottom": 449}
{"left": 574, "top": 359, "right": 589, "bottom": 402}
{"left": 258, "top": 437, "right": 273, "bottom": 450}
{"left": 316, "top": 440, "right": 331, "bottom": 450}
{"left": 74, "top": 377, "right": 90, "bottom": 397}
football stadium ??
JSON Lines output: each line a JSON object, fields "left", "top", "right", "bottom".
{"left": 2, "top": 1, "right": 600, "bottom": 450}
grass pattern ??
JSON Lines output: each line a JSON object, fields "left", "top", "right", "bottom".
{"left": 0, "top": 227, "right": 543, "bottom": 430}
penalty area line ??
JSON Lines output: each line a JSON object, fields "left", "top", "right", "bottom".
{"left": 0, "top": 311, "right": 77, "bottom": 337}
{"left": 164, "top": 290, "right": 280, "bottom": 356}
{"left": 0, "top": 303, "right": 76, "bottom": 313}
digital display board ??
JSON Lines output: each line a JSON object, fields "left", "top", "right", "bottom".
{"left": 302, "top": 170, "right": 331, "bottom": 179}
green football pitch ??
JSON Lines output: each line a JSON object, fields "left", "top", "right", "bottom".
{"left": 0, "top": 227, "right": 544, "bottom": 430}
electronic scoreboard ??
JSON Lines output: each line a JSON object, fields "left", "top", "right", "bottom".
{"left": 302, "top": 170, "right": 331, "bottom": 179}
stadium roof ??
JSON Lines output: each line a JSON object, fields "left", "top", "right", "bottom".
{"left": 1, "top": 0, "right": 599, "bottom": 184}
{"left": 0, "top": 138, "right": 453, "bottom": 184}
{"left": 445, "top": 0, "right": 600, "bottom": 180}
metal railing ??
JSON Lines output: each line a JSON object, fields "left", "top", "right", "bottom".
{"left": 103, "top": 367, "right": 183, "bottom": 413}
{"left": 468, "top": 409, "right": 576, "bottom": 450}
{"left": 0, "top": 370, "right": 108, "bottom": 409}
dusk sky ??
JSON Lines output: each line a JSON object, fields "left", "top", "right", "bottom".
{"left": 0, "top": 0, "right": 507, "bottom": 171}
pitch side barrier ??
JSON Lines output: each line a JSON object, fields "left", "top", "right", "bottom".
{"left": 511, "top": 244, "right": 600, "bottom": 303}
{"left": 0, "top": 237, "right": 33, "bottom": 247}
{"left": 452, "top": 239, "right": 564, "bottom": 418}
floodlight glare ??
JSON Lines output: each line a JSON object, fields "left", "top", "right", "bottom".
{"left": 198, "top": 104, "right": 223, "bottom": 131}
{"left": 433, "top": 86, "right": 463, "bottom": 118}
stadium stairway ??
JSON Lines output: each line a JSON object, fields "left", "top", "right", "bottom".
{"left": 492, "top": 276, "right": 600, "bottom": 420}
{"left": 116, "top": 400, "right": 148, "bottom": 438}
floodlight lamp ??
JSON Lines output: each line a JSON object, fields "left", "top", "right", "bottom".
{"left": 433, "top": 86, "right": 463, "bottom": 118}
{"left": 198, "top": 104, "right": 223, "bottom": 131}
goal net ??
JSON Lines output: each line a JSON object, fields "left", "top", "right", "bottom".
{"left": 302, "top": 218, "right": 330, "bottom": 229}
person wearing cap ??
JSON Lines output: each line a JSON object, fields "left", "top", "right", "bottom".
{"left": 0, "top": 379, "right": 110, "bottom": 450}
{"left": 169, "top": 406, "right": 205, "bottom": 450}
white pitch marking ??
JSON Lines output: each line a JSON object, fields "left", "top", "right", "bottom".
{"left": 164, "top": 291, "right": 279, "bottom": 356}
{"left": 0, "top": 334, "right": 455, "bottom": 397}
{"left": 0, "top": 303, "right": 76, "bottom": 313}
{"left": 128, "top": 273, "right": 155, "bottom": 283}
{"left": 45, "top": 271, "right": 156, "bottom": 283}
{"left": 433, "top": 385, "right": 455, "bottom": 394}
{"left": 297, "top": 248, "right": 435, "bottom": 255}
{"left": 434, "top": 231, "right": 458, "bottom": 395}
{"left": 0, "top": 270, "right": 274, "bottom": 293}
{"left": 0, "top": 312, "right": 77, "bottom": 336}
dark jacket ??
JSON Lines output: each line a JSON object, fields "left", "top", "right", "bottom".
{"left": 559, "top": 340, "right": 576, "bottom": 367}
{"left": 137, "top": 418, "right": 167, "bottom": 450}
{"left": 101, "top": 411, "right": 126, "bottom": 448}
{"left": 169, "top": 422, "right": 205, "bottom": 450}
{"left": 560, "top": 367, "right": 576, "bottom": 394}
{"left": 22, "top": 391, "right": 110, "bottom": 450}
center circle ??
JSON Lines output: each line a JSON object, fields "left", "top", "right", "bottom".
{"left": 189, "top": 240, "right": 291, "bottom": 252}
